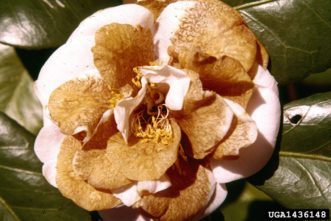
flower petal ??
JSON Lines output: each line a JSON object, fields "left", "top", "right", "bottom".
{"left": 93, "top": 23, "right": 155, "bottom": 90}
{"left": 137, "top": 175, "right": 172, "bottom": 195}
{"left": 212, "top": 98, "right": 258, "bottom": 159}
{"left": 34, "top": 122, "right": 64, "bottom": 164}
{"left": 35, "top": 38, "right": 100, "bottom": 106}
{"left": 177, "top": 95, "right": 234, "bottom": 159}
{"left": 106, "top": 120, "right": 181, "bottom": 181}
{"left": 68, "top": 4, "right": 155, "bottom": 42}
{"left": 211, "top": 66, "right": 280, "bottom": 183}
{"left": 139, "top": 65, "right": 191, "bottom": 110}
{"left": 112, "top": 184, "right": 141, "bottom": 206}
{"left": 157, "top": 0, "right": 257, "bottom": 72}
{"left": 138, "top": 160, "right": 215, "bottom": 220}
{"left": 42, "top": 160, "right": 58, "bottom": 187}
{"left": 48, "top": 77, "right": 112, "bottom": 136}
{"left": 56, "top": 136, "right": 121, "bottom": 211}
{"left": 73, "top": 149, "right": 132, "bottom": 190}
{"left": 201, "top": 183, "right": 227, "bottom": 217}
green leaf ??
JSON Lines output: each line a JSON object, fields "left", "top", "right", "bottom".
{"left": 0, "top": 43, "right": 42, "bottom": 134}
{"left": 222, "top": 0, "right": 255, "bottom": 7}
{"left": 256, "top": 92, "right": 331, "bottom": 208}
{"left": 0, "top": 112, "right": 91, "bottom": 221}
{"left": 0, "top": 0, "right": 121, "bottom": 49}
{"left": 236, "top": 0, "right": 331, "bottom": 84}
{"left": 302, "top": 68, "right": 331, "bottom": 86}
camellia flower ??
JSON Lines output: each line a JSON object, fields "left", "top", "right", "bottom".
{"left": 34, "top": 0, "right": 281, "bottom": 220}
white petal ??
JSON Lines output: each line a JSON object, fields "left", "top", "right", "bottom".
{"left": 113, "top": 184, "right": 141, "bottom": 207}
{"left": 253, "top": 65, "right": 279, "bottom": 95}
{"left": 68, "top": 4, "right": 154, "bottom": 42}
{"left": 201, "top": 184, "right": 227, "bottom": 217}
{"left": 42, "top": 160, "right": 58, "bottom": 187}
{"left": 114, "top": 85, "right": 147, "bottom": 143}
{"left": 34, "top": 122, "right": 64, "bottom": 164}
{"left": 35, "top": 37, "right": 100, "bottom": 106}
{"left": 137, "top": 175, "right": 171, "bottom": 194}
{"left": 99, "top": 206, "right": 152, "bottom": 221}
{"left": 139, "top": 65, "right": 190, "bottom": 110}
{"left": 211, "top": 66, "right": 281, "bottom": 183}
{"left": 154, "top": 1, "right": 197, "bottom": 64}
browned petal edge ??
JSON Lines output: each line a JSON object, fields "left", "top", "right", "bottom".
{"left": 137, "top": 154, "right": 213, "bottom": 221}
{"left": 73, "top": 148, "right": 132, "bottom": 191}
{"left": 48, "top": 77, "right": 113, "bottom": 136}
{"left": 176, "top": 95, "right": 233, "bottom": 159}
{"left": 56, "top": 136, "right": 121, "bottom": 211}
{"left": 92, "top": 23, "right": 155, "bottom": 91}
{"left": 138, "top": 0, "right": 177, "bottom": 18}
{"left": 106, "top": 119, "right": 181, "bottom": 181}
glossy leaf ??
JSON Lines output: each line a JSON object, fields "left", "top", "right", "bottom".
{"left": 256, "top": 92, "right": 331, "bottom": 208}
{"left": 236, "top": 0, "right": 331, "bottom": 84}
{"left": 222, "top": 0, "right": 255, "bottom": 7}
{"left": 0, "top": 112, "right": 91, "bottom": 221}
{"left": 0, "top": 0, "right": 121, "bottom": 49}
{"left": 0, "top": 43, "right": 42, "bottom": 134}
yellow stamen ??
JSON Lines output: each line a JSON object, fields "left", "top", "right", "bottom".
{"left": 132, "top": 67, "right": 142, "bottom": 88}
{"left": 131, "top": 105, "right": 172, "bottom": 145}
{"left": 109, "top": 91, "right": 123, "bottom": 109}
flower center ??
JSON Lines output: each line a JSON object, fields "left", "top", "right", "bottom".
{"left": 131, "top": 85, "right": 172, "bottom": 145}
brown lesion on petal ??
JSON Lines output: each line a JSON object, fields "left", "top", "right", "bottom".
{"left": 48, "top": 77, "right": 113, "bottom": 136}
{"left": 138, "top": 155, "right": 213, "bottom": 221}
{"left": 213, "top": 106, "right": 258, "bottom": 159}
{"left": 106, "top": 119, "right": 181, "bottom": 181}
{"left": 176, "top": 95, "right": 233, "bottom": 159}
{"left": 93, "top": 23, "right": 155, "bottom": 90}
{"left": 83, "top": 113, "right": 118, "bottom": 150}
{"left": 138, "top": 0, "right": 176, "bottom": 18}
{"left": 56, "top": 136, "right": 120, "bottom": 211}
{"left": 73, "top": 148, "right": 132, "bottom": 191}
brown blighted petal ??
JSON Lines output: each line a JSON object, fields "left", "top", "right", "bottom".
{"left": 56, "top": 136, "right": 120, "bottom": 211}
{"left": 73, "top": 148, "right": 132, "bottom": 190}
{"left": 213, "top": 99, "right": 258, "bottom": 159}
{"left": 138, "top": 0, "right": 175, "bottom": 18}
{"left": 92, "top": 23, "right": 155, "bottom": 90}
{"left": 176, "top": 95, "right": 233, "bottom": 159}
{"left": 257, "top": 41, "right": 269, "bottom": 70}
{"left": 188, "top": 55, "right": 254, "bottom": 108}
{"left": 180, "top": 70, "right": 216, "bottom": 114}
{"left": 169, "top": 0, "right": 258, "bottom": 72}
{"left": 83, "top": 110, "right": 118, "bottom": 150}
{"left": 48, "top": 77, "right": 113, "bottom": 136}
{"left": 106, "top": 119, "right": 181, "bottom": 181}
{"left": 138, "top": 158, "right": 214, "bottom": 221}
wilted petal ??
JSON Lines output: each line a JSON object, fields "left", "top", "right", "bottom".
{"left": 56, "top": 136, "right": 121, "bottom": 211}
{"left": 138, "top": 65, "right": 190, "bottom": 110}
{"left": 213, "top": 98, "right": 257, "bottom": 159}
{"left": 73, "top": 149, "right": 132, "bottom": 191}
{"left": 114, "top": 84, "right": 147, "bottom": 143}
{"left": 201, "top": 183, "right": 227, "bottom": 217}
{"left": 106, "top": 120, "right": 181, "bottom": 181}
{"left": 93, "top": 23, "right": 155, "bottom": 90}
{"left": 68, "top": 4, "right": 155, "bottom": 42}
{"left": 138, "top": 160, "right": 215, "bottom": 221}
{"left": 211, "top": 66, "right": 280, "bottom": 183}
{"left": 177, "top": 95, "right": 233, "bottom": 159}
{"left": 112, "top": 184, "right": 140, "bottom": 206}
{"left": 48, "top": 77, "right": 112, "bottom": 136}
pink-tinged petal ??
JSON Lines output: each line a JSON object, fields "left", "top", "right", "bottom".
{"left": 68, "top": 4, "right": 154, "bottom": 42}
{"left": 253, "top": 65, "right": 279, "bottom": 94}
{"left": 137, "top": 175, "right": 171, "bottom": 194}
{"left": 112, "top": 184, "right": 141, "bottom": 207}
{"left": 35, "top": 38, "right": 100, "bottom": 106}
{"left": 99, "top": 206, "right": 152, "bottom": 221}
{"left": 34, "top": 122, "right": 64, "bottom": 164}
{"left": 211, "top": 66, "right": 280, "bottom": 183}
{"left": 139, "top": 65, "right": 190, "bottom": 110}
{"left": 42, "top": 160, "right": 57, "bottom": 187}
{"left": 153, "top": 1, "right": 197, "bottom": 63}
{"left": 201, "top": 184, "right": 227, "bottom": 217}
